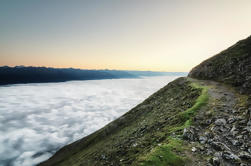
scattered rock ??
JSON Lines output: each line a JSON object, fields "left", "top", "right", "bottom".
{"left": 222, "top": 151, "right": 240, "bottom": 163}
{"left": 239, "top": 119, "right": 247, "bottom": 125}
{"left": 206, "top": 149, "right": 213, "bottom": 155}
{"left": 236, "top": 135, "right": 243, "bottom": 139}
{"left": 197, "top": 145, "right": 205, "bottom": 151}
{"left": 191, "top": 147, "right": 197, "bottom": 152}
{"left": 209, "top": 157, "right": 220, "bottom": 166}
{"left": 132, "top": 143, "right": 138, "bottom": 147}
{"left": 230, "top": 125, "right": 238, "bottom": 136}
{"left": 211, "top": 142, "right": 230, "bottom": 151}
{"left": 227, "top": 117, "right": 236, "bottom": 124}
{"left": 215, "top": 119, "right": 227, "bottom": 126}
{"left": 183, "top": 128, "right": 197, "bottom": 141}
{"left": 239, "top": 151, "right": 251, "bottom": 160}
{"left": 101, "top": 154, "right": 106, "bottom": 160}
{"left": 205, "top": 132, "right": 214, "bottom": 139}
{"left": 231, "top": 139, "right": 242, "bottom": 146}
{"left": 199, "top": 136, "right": 207, "bottom": 144}
{"left": 245, "top": 120, "right": 251, "bottom": 132}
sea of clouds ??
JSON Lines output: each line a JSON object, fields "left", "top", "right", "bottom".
{"left": 0, "top": 76, "right": 181, "bottom": 166}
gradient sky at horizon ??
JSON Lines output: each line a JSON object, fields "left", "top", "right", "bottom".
{"left": 1, "top": 0, "right": 251, "bottom": 72}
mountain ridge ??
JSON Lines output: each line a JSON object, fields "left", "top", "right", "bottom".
{"left": 189, "top": 35, "right": 251, "bottom": 94}
{"left": 0, "top": 66, "right": 182, "bottom": 85}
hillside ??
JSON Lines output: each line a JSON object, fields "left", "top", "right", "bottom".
{"left": 38, "top": 36, "right": 251, "bottom": 166}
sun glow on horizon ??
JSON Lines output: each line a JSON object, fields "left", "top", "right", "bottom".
{"left": 1, "top": 0, "right": 251, "bottom": 72}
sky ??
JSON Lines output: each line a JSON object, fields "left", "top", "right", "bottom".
{"left": 0, "top": 0, "right": 251, "bottom": 72}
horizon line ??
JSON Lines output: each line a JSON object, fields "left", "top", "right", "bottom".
{"left": 0, "top": 65, "right": 189, "bottom": 73}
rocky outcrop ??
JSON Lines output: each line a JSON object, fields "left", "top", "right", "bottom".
{"left": 189, "top": 36, "right": 251, "bottom": 95}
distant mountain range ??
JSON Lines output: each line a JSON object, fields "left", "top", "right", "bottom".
{"left": 0, "top": 66, "right": 187, "bottom": 85}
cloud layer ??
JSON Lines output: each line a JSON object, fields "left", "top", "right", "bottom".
{"left": 0, "top": 76, "right": 180, "bottom": 166}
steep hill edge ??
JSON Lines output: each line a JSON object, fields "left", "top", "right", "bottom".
{"left": 38, "top": 77, "right": 206, "bottom": 166}
{"left": 38, "top": 36, "right": 251, "bottom": 166}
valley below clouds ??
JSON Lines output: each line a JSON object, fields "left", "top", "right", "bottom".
{"left": 0, "top": 76, "right": 181, "bottom": 166}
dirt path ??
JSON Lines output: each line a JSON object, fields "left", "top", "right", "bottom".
{"left": 186, "top": 78, "right": 251, "bottom": 166}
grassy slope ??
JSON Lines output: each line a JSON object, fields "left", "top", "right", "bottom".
{"left": 138, "top": 80, "right": 208, "bottom": 166}
{"left": 38, "top": 77, "right": 209, "bottom": 166}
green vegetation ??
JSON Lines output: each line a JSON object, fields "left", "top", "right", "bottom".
{"left": 166, "top": 82, "right": 209, "bottom": 135}
{"left": 177, "top": 82, "right": 209, "bottom": 125}
{"left": 139, "top": 82, "right": 209, "bottom": 166}
{"left": 139, "top": 138, "right": 185, "bottom": 166}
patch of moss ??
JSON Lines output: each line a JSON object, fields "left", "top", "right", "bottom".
{"left": 167, "top": 82, "right": 209, "bottom": 135}
{"left": 139, "top": 138, "right": 186, "bottom": 166}
{"left": 236, "top": 93, "right": 248, "bottom": 108}
{"left": 177, "top": 83, "right": 208, "bottom": 122}
{"left": 138, "top": 82, "right": 209, "bottom": 166}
